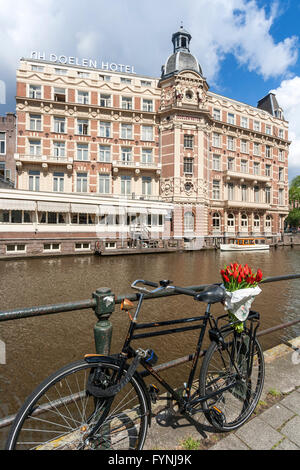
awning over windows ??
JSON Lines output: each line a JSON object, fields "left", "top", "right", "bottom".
{"left": 148, "top": 208, "right": 168, "bottom": 215}
{"left": 126, "top": 207, "right": 148, "bottom": 214}
{"left": 0, "top": 199, "right": 36, "bottom": 211}
{"left": 99, "top": 206, "right": 125, "bottom": 215}
{"left": 71, "top": 204, "right": 98, "bottom": 214}
{"left": 38, "top": 201, "right": 70, "bottom": 213}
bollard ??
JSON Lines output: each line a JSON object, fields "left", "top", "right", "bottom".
{"left": 92, "top": 288, "right": 115, "bottom": 355}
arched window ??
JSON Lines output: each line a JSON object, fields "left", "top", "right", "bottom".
{"left": 184, "top": 211, "right": 194, "bottom": 231}
{"left": 253, "top": 214, "right": 260, "bottom": 228}
{"left": 265, "top": 215, "right": 272, "bottom": 229}
{"left": 241, "top": 214, "right": 248, "bottom": 228}
{"left": 227, "top": 213, "right": 235, "bottom": 227}
{"left": 212, "top": 212, "right": 221, "bottom": 229}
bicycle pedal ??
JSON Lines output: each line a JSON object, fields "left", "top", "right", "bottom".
{"left": 149, "top": 384, "right": 160, "bottom": 403}
{"left": 210, "top": 406, "right": 226, "bottom": 427}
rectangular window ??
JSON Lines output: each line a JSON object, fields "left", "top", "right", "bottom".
{"left": 279, "top": 167, "right": 284, "bottom": 181}
{"left": 227, "top": 157, "right": 235, "bottom": 171}
{"left": 75, "top": 242, "right": 91, "bottom": 251}
{"left": 241, "top": 116, "right": 248, "bottom": 128}
{"left": 99, "top": 74, "right": 111, "bottom": 82}
{"left": 76, "top": 143, "right": 89, "bottom": 161}
{"left": 77, "top": 119, "right": 89, "bottom": 135}
{"left": 212, "top": 180, "right": 220, "bottom": 199}
{"left": 53, "top": 172, "right": 64, "bottom": 192}
{"left": 53, "top": 87, "right": 66, "bottom": 102}
{"left": 53, "top": 141, "right": 65, "bottom": 158}
{"left": 121, "top": 175, "right": 131, "bottom": 195}
{"left": 278, "top": 129, "right": 284, "bottom": 139}
{"left": 240, "top": 139, "right": 248, "bottom": 153}
{"left": 141, "top": 125, "right": 153, "bottom": 141}
{"left": 141, "top": 80, "right": 152, "bottom": 87}
{"left": 227, "top": 113, "right": 235, "bottom": 125}
{"left": 254, "top": 186, "right": 260, "bottom": 203}
{"left": 0, "top": 133, "right": 5, "bottom": 154}
{"left": 121, "top": 97, "right": 132, "bottom": 110}
{"left": 240, "top": 160, "right": 248, "bottom": 173}
{"left": 99, "top": 121, "right": 111, "bottom": 138}
{"left": 99, "top": 94, "right": 111, "bottom": 107}
{"left": 121, "top": 147, "right": 132, "bottom": 162}
{"left": 31, "top": 65, "right": 44, "bottom": 72}
{"left": 265, "top": 164, "right": 271, "bottom": 177}
{"left": 142, "top": 99, "right": 153, "bottom": 112}
{"left": 241, "top": 185, "right": 247, "bottom": 202}
{"left": 227, "top": 136, "right": 235, "bottom": 151}
{"left": 213, "top": 108, "right": 221, "bottom": 120}
{"left": 266, "top": 125, "right": 272, "bottom": 135}
{"left": 212, "top": 154, "right": 220, "bottom": 170}
{"left": 183, "top": 157, "right": 193, "bottom": 174}
{"left": 141, "top": 148, "right": 153, "bottom": 164}
{"left": 253, "top": 142, "right": 260, "bottom": 156}
{"left": 265, "top": 187, "right": 271, "bottom": 204}
{"left": 279, "top": 189, "right": 284, "bottom": 205}
{"left": 29, "top": 170, "right": 40, "bottom": 191}
{"left": 55, "top": 68, "right": 67, "bottom": 75}
{"left": 43, "top": 243, "right": 60, "bottom": 252}
{"left": 29, "top": 139, "right": 41, "bottom": 156}
{"left": 266, "top": 145, "right": 272, "bottom": 158}
{"left": 212, "top": 132, "right": 221, "bottom": 148}
{"left": 99, "top": 145, "right": 111, "bottom": 162}
{"left": 253, "top": 162, "right": 260, "bottom": 175}
{"left": 29, "top": 85, "right": 42, "bottom": 99}
{"left": 121, "top": 123, "right": 133, "bottom": 139}
{"left": 184, "top": 134, "right": 194, "bottom": 149}
{"left": 228, "top": 183, "right": 234, "bottom": 201}
{"left": 120, "top": 77, "right": 131, "bottom": 84}
{"left": 76, "top": 172, "right": 88, "bottom": 192}
{"left": 77, "top": 91, "right": 89, "bottom": 105}
{"left": 253, "top": 120, "right": 260, "bottom": 132}
{"left": 6, "top": 244, "right": 26, "bottom": 253}
{"left": 53, "top": 117, "right": 66, "bottom": 133}
{"left": 78, "top": 71, "right": 90, "bottom": 78}
{"left": 99, "top": 173, "right": 110, "bottom": 194}
{"left": 278, "top": 149, "right": 285, "bottom": 162}
{"left": 71, "top": 213, "right": 94, "bottom": 225}
{"left": 29, "top": 114, "right": 42, "bottom": 131}
{"left": 142, "top": 176, "right": 152, "bottom": 196}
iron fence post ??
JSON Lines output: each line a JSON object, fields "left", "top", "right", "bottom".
{"left": 92, "top": 288, "right": 115, "bottom": 355}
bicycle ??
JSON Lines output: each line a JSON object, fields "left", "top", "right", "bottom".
{"left": 6, "top": 279, "right": 265, "bottom": 450}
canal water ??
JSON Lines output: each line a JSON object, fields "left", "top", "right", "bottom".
{"left": 0, "top": 246, "right": 300, "bottom": 447}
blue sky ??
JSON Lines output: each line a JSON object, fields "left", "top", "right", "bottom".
{"left": 0, "top": 0, "right": 299, "bottom": 180}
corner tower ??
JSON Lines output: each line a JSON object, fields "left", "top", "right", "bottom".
{"left": 158, "top": 27, "right": 210, "bottom": 248}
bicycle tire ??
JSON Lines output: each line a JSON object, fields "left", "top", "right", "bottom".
{"left": 199, "top": 328, "right": 265, "bottom": 431}
{"left": 6, "top": 359, "right": 149, "bottom": 450}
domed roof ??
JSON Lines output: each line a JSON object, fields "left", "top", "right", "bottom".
{"left": 161, "top": 26, "right": 202, "bottom": 79}
{"left": 163, "top": 50, "right": 202, "bottom": 78}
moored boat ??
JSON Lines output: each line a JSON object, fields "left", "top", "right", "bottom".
{"left": 220, "top": 238, "right": 270, "bottom": 252}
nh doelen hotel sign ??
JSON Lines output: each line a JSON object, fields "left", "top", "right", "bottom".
{"left": 30, "top": 51, "right": 136, "bottom": 74}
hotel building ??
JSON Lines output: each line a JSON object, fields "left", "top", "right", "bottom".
{"left": 0, "top": 27, "right": 290, "bottom": 257}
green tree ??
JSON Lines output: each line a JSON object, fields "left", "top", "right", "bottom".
{"left": 286, "top": 208, "right": 300, "bottom": 228}
{"left": 289, "top": 176, "right": 300, "bottom": 209}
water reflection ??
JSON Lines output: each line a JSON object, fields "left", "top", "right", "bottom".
{"left": 0, "top": 247, "right": 299, "bottom": 447}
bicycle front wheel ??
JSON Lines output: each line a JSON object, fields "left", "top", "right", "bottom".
{"left": 199, "top": 328, "right": 265, "bottom": 431}
{"left": 6, "top": 360, "right": 149, "bottom": 450}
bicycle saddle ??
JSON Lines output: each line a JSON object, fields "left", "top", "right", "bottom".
{"left": 194, "top": 285, "right": 225, "bottom": 304}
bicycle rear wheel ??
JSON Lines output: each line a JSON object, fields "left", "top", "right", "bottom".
{"left": 6, "top": 359, "right": 149, "bottom": 450}
{"left": 199, "top": 328, "right": 264, "bottom": 431}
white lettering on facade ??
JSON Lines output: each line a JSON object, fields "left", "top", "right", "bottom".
{"left": 29, "top": 52, "right": 136, "bottom": 74}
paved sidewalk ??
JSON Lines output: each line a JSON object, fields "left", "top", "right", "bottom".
{"left": 144, "top": 337, "right": 300, "bottom": 451}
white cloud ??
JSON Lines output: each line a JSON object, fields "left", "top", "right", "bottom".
{"left": 271, "top": 77, "right": 300, "bottom": 178}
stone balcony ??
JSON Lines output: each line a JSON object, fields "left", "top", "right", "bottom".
{"left": 112, "top": 160, "right": 161, "bottom": 175}
{"left": 224, "top": 199, "right": 271, "bottom": 210}
{"left": 225, "top": 170, "right": 271, "bottom": 185}
{"left": 15, "top": 154, "right": 73, "bottom": 171}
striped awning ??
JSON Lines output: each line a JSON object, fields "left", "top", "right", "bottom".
{"left": 71, "top": 204, "right": 98, "bottom": 214}
{"left": 99, "top": 205, "right": 125, "bottom": 215}
{"left": 38, "top": 201, "right": 70, "bottom": 213}
{"left": 0, "top": 199, "right": 36, "bottom": 211}
{"left": 126, "top": 207, "right": 148, "bottom": 214}
{"left": 148, "top": 208, "right": 168, "bottom": 215}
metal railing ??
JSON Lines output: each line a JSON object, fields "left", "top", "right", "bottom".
{"left": 0, "top": 273, "right": 299, "bottom": 430}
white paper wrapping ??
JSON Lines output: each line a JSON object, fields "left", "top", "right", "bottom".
{"left": 224, "top": 286, "right": 262, "bottom": 321}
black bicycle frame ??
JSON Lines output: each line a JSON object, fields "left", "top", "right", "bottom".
{"left": 117, "top": 292, "right": 220, "bottom": 411}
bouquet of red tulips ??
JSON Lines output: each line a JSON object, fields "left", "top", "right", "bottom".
{"left": 220, "top": 263, "right": 263, "bottom": 332}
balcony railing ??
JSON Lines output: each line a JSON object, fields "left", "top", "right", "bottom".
{"left": 112, "top": 160, "right": 161, "bottom": 171}
{"left": 15, "top": 154, "right": 73, "bottom": 166}
{"left": 226, "top": 170, "right": 271, "bottom": 184}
